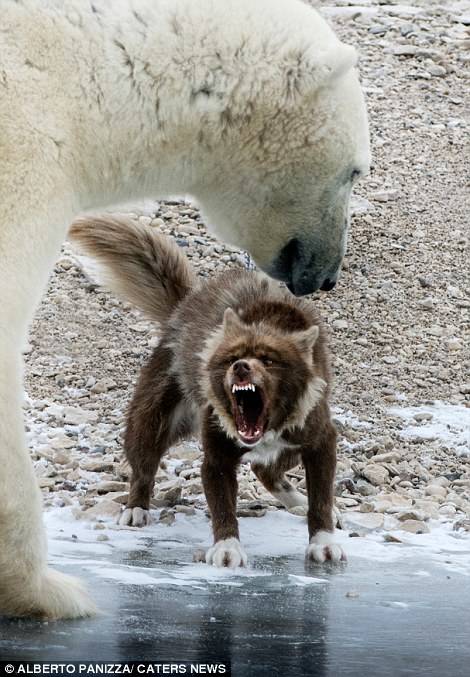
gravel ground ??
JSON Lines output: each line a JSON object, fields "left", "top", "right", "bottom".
{"left": 25, "top": 1, "right": 469, "bottom": 545}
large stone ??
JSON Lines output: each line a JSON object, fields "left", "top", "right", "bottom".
{"left": 400, "top": 520, "right": 430, "bottom": 534}
{"left": 343, "top": 512, "right": 384, "bottom": 532}
{"left": 80, "top": 460, "right": 116, "bottom": 473}
{"left": 79, "top": 499, "right": 122, "bottom": 521}
{"left": 362, "top": 465, "right": 390, "bottom": 486}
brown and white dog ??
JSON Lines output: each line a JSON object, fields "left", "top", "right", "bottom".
{"left": 70, "top": 216, "right": 346, "bottom": 567}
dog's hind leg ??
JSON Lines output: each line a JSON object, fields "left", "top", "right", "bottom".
{"left": 120, "top": 346, "right": 193, "bottom": 527}
{"left": 0, "top": 188, "right": 96, "bottom": 618}
{"left": 251, "top": 450, "right": 308, "bottom": 509}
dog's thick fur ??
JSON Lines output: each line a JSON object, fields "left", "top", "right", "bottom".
{"left": 0, "top": 0, "right": 367, "bottom": 617}
{"left": 70, "top": 216, "right": 345, "bottom": 567}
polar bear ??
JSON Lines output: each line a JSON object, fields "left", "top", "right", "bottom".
{"left": 0, "top": 0, "right": 369, "bottom": 619}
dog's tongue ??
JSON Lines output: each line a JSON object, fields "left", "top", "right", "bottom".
{"left": 238, "top": 422, "right": 263, "bottom": 444}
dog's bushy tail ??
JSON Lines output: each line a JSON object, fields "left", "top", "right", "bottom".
{"left": 69, "top": 215, "right": 195, "bottom": 324}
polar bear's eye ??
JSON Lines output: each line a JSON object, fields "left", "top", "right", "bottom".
{"left": 351, "top": 168, "right": 362, "bottom": 182}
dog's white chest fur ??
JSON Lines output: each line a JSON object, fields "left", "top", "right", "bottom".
{"left": 240, "top": 432, "right": 296, "bottom": 466}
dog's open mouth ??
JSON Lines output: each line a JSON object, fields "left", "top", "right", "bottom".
{"left": 230, "top": 382, "right": 267, "bottom": 445}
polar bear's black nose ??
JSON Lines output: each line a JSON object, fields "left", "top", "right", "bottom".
{"left": 320, "top": 277, "right": 337, "bottom": 291}
{"left": 267, "top": 238, "right": 341, "bottom": 296}
{"left": 268, "top": 238, "right": 338, "bottom": 296}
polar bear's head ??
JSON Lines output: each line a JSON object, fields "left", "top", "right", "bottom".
{"left": 190, "top": 2, "right": 370, "bottom": 295}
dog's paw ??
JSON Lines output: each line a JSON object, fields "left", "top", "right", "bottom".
{"left": 205, "top": 538, "right": 248, "bottom": 568}
{"left": 118, "top": 507, "right": 150, "bottom": 527}
{"left": 306, "top": 530, "right": 346, "bottom": 564}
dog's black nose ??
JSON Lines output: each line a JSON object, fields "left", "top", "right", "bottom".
{"left": 320, "top": 277, "right": 337, "bottom": 292}
{"left": 233, "top": 360, "right": 251, "bottom": 379}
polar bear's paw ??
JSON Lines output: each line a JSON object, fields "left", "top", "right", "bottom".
{"left": 206, "top": 538, "right": 248, "bottom": 568}
{"left": 306, "top": 530, "right": 346, "bottom": 564}
{"left": 34, "top": 569, "right": 97, "bottom": 620}
{"left": 0, "top": 568, "right": 97, "bottom": 620}
{"left": 118, "top": 507, "right": 150, "bottom": 527}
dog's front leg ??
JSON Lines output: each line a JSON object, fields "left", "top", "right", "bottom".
{"left": 301, "top": 416, "right": 346, "bottom": 564}
{"left": 0, "top": 195, "right": 95, "bottom": 618}
{"left": 201, "top": 411, "right": 247, "bottom": 568}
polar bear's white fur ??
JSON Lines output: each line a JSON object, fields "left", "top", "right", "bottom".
{"left": 0, "top": 0, "right": 369, "bottom": 618}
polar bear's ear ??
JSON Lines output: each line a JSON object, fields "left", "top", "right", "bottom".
{"left": 289, "top": 42, "right": 358, "bottom": 99}
{"left": 321, "top": 43, "right": 358, "bottom": 84}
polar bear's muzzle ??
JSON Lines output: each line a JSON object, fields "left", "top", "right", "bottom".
{"left": 268, "top": 237, "right": 341, "bottom": 296}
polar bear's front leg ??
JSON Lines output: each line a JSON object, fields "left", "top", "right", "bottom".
{"left": 0, "top": 203, "right": 95, "bottom": 619}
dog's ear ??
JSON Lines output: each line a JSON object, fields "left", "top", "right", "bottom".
{"left": 294, "top": 325, "right": 319, "bottom": 354}
{"left": 222, "top": 308, "right": 247, "bottom": 335}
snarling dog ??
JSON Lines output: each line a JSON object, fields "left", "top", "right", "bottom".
{"left": 0, "top": 0, "right": 366, "bottom": 618}
{"left": 70, "top": 216, "right": 346, "bottom": 567}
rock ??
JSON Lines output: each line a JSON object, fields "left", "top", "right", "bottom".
{"left": 425, "top": 485, "right": 447, "bottom": 499}
{"left": 384, "top": 534, "right": 402, "bottom": 543}
{"left": 343, "top": 512, "right": 384, "bottom": 532}
{"left": 400, "top": 23, "right": 416, "bottom": 37}
{"left": 175, "top": 505, "right": 196, "bottom": 516}
{"left": 81, "top": 500, "right": 122, "bottom": 521}
{"left": 90, "top": 377, "right": 118, "bottom": 394}
{"left": 88, "top": 481, "right": 128, "bottom": 495}
{"left": 439, "top": 505, "right": 456, "bottom": 518}
{"left": 370, "top": 500, "right": 393, "bottom": 513}
{"left": 159, "top": 510, "right": 176, "bottom": 526}
{"left": 418, "top": 297, "right": 433, "bottom": 310}
{"left": 153, "top": 484, "right": 183, "bottom": 507}
{"left": 350, "top": 196, "right": 374, "bottom": 215}
{"left": 53, "top": 451, "right": 70, "bottom": 465}
{"left": 453, "top": 518, "right": 470, "bottom": 532}
{"left": 80, "top": 460, "right": 115, "bottom": 473}
{"left": 397, "top": 510, "right": 427, "bottom": 522}
{"left": 345, "top": 591, "right": 360, "bottom": 598}
{"left": 454, "top": 14, "right": 470, "bottom": 25}
{"left": 372, "top": 452, "right": 401, "bottom": 464}
{"left": 362, "top": 465, "right": 390, "bottom": 486}
{"left": 288, "top": 505, "right": 308, "bottom": 517}
{"left": 446, "top": 339, "right": 461, "bottom": 351}
{"left": 355, "top": 480, "right": 377, "bottom": 497}
{"left": 372, "top": 190, "right": 399, "bottom": 202}
{"left": 237, "top": 507, "right": 267, "bottom": 518}
{"left": 333, "top": 320, "right": 348, "bottom": 331}
{"left": 184, "top": 480, "right": 203, "bottom": 496}
{"left": 193, "top": 548, "right": 206, "bottom": 563}
{"left": 236, "top": 500, "right": 268, "bottom": 517}
{"left": 369, "top": 24, "right": 389, "bottom": 36}
{"left": 62, "top": 406, "right": 98, "bottom": 426}
{"left": 413, "top": 412, "right": 433, "bottom": 422}
{"left": 400, "top": 520, "right": 430, "bottom": 535}
{"left": 38, "top": 477, "right": 57, "bottom": 489}
{"left": 428, "top": 64, "right": 446, "bottom": 77}
{"left": 96, "top": 533, "right": 109, "bottom": 542}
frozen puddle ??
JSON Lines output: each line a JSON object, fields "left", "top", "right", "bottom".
{"left": 0, "top": 507, "right": 469, "bottom": 674}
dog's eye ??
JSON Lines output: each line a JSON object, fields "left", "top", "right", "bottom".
{"left": 228, "top": 356, "right": 239, "bottom": 365}
{"left": 260, "top": 356, "right": 273, "bottom": 366}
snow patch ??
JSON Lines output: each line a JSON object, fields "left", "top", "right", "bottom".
{"left": 390, "top": 401, "right": 470, "bottom": 455}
